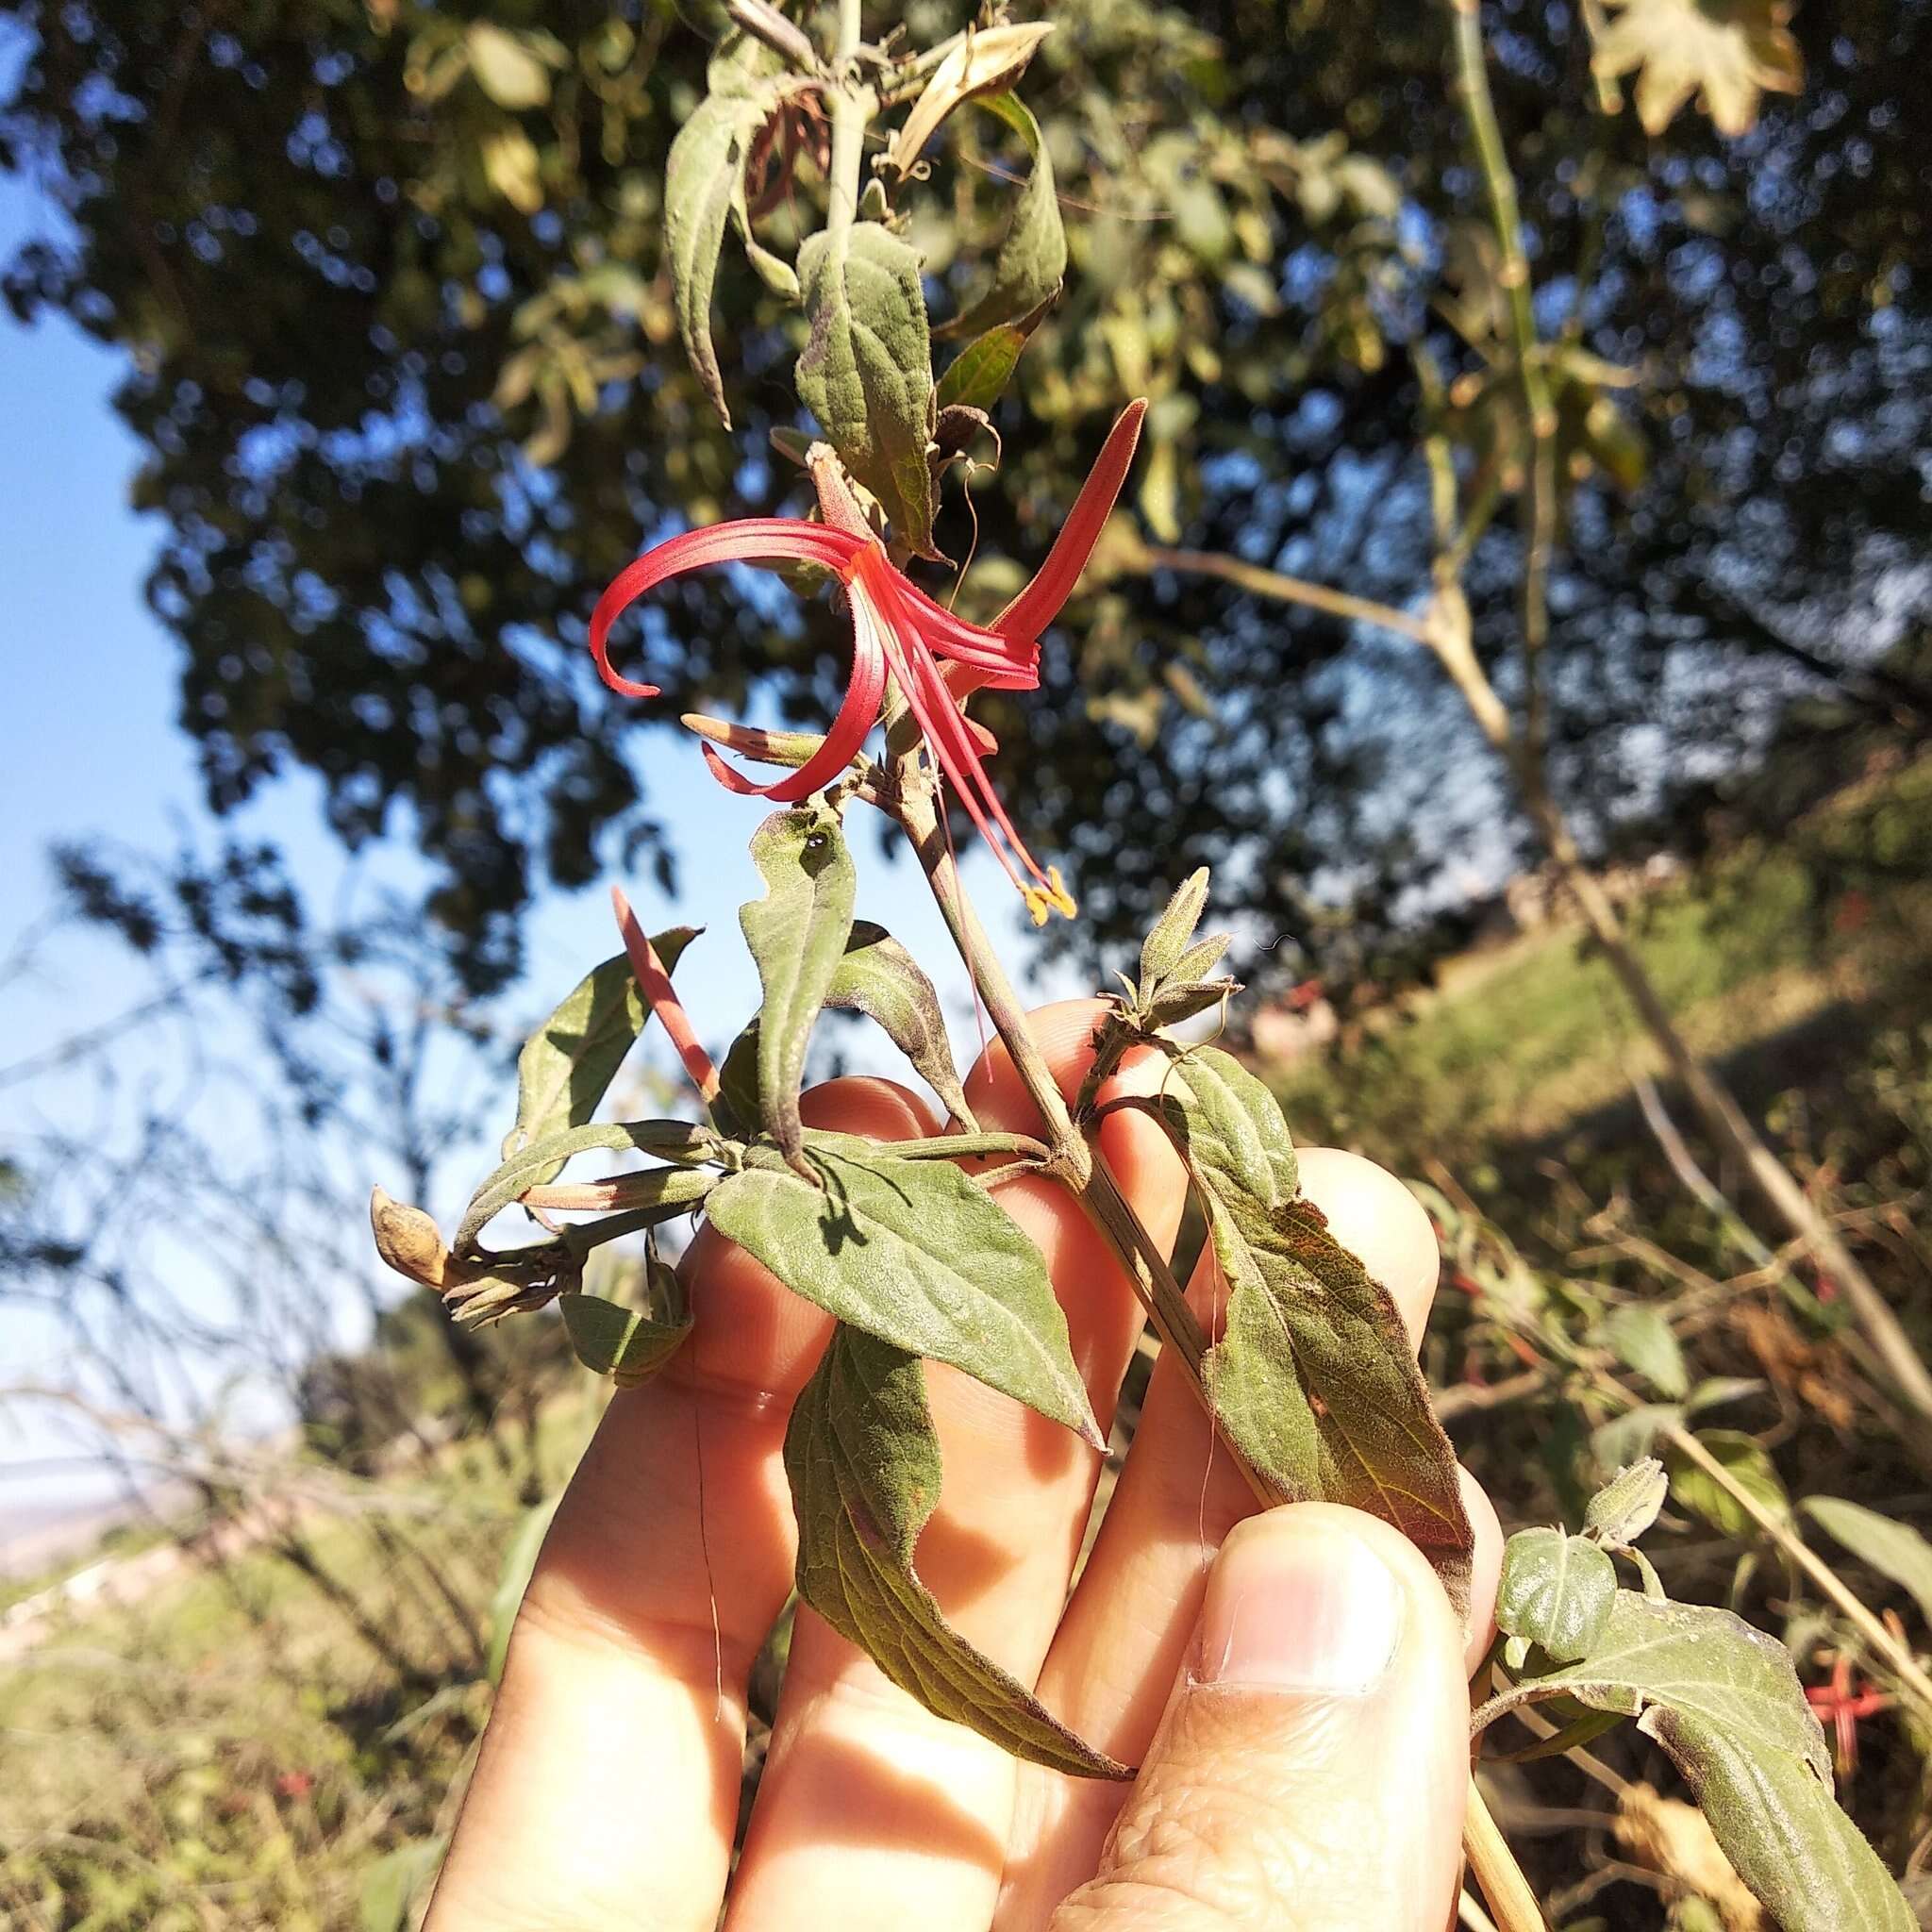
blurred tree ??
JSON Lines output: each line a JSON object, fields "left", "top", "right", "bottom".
{"left": 2, "top": 0, "right": 1927, "bottom": 994}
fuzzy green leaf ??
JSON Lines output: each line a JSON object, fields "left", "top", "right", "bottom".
{"left": 1142, "top": 976, "right": 1239, "bottom": 1030}
{"left": 1601, "top": 1303, "right": 1690, "bottom": 1399}
{"left": 717, "top": 923, "right": 974, "bottom": 1137}
{"left": 786, "top": 1324, "right": 1128, "bottom": 1778}
{"left": 739, "top": 804, "right": 858, "bottom": 1166}
{"left": 940, "top": 93, "right": 1067, "bottom": 341}
{"left": 705, "top": 1135, "right": 1100, "bottom": 1442}
{"left": 796, "top": 222, "right": 938, "bottom": 556}
{"left": 1138, "top": 867, "right": 1210, "bottom": 996}
{"left": 665, "top": 37, "right": 790, "bottom": 425}
{"left": 1801, "top": 1496, "right": 1932, "bottom": 1630}
{"left": 1151, "top": 1045, "right": 1473, "bottom": 1613}
{"left": 1585, "top": 1456, "right": 1670, "bottom": 1546}
{"left": 561, "top": 1287, "right": 691, "bottom": 1389}
{"left": 1495, "top": 1526, "right": 1619, "bottom": 1663}
{"left": 826, "top": 921, "right": 976, "bottom": 1128}
{"left": 504, "top": 928, "right": 700, "bottom": 1176}
{"left": 1475, "top": 1589, "right": 1832, "bottom": 1775}
{"left": 933, "top": 295, "right": 1055, "bottom": 415}
{"left": 1643, "top": 1711, "right": 1914, "bottom": 1932}
{"left": 457, "top": 1121, "right": 720, "bottom": 1255}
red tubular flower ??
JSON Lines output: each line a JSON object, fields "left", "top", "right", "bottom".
{"left": 589, "top": 401, "right": 1146, "bottom": 924}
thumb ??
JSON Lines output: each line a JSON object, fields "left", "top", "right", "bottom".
{"left": 1050, "top": 1504, "right": 1469, "bottom": 1932}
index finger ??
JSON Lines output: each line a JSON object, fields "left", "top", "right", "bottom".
{"left": 425, "top": 1077, "right": 935, "bottom": 1932}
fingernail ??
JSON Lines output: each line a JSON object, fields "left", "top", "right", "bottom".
{"left": 1197, "top": 1515, "right": 1406, "bottom": 1695}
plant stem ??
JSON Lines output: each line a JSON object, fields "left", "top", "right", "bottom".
{"left": 1139, "top": 543, "right": 1435, "bottom": 644}
{"left": 824, "top": 0, "right": 872, "bottom": 243}
{"left": 887, "top": 1130, "right": 1052, "bottom": 1164}
{"left": 1449, "top": 0, "right": 1557, "bottom": 778}
{"left": 1661, "top": 1420, "right": 1932, "bottom": 1723}
{"left": 1466, "top": 1782, "right": 1552, "bottom": 1932}
{"left": 725, "top": 0, "right": 819, "bottom": 72}
{"left": 835, "top": 0, "right": 863, "bottom": 60}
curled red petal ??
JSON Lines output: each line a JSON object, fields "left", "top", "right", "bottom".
{"left": 698, "top": 741, "right": 774, "bottom": 794}
{"left": 590, "top": 519, "right": 865, "bottom": 697}
{"left": 689, "top": 574, "right": 888, "bottom": 803}
{"left": 760, "top": 584, "right": 888, "bottom": 803}
{"left": 993, "top": 399, "right": 1147, "bottom": 643}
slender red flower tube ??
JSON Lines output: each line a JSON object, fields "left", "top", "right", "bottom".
{"left": 610, "top": 884, "right": 721, "bottom": 1106}
{"left": 589, "top": 402, "right": 1146, "bottom": 922}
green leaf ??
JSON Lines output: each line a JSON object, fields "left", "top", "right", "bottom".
{"left": 1801, "top": 1496, "right": 1932, "bottom": 1630}
{"left": 1668, "top": 1428, "right": 1789, "bottom": 1538}
{"left": 1160, "top": 1044, "right": 1299, "bottom": 1204}
{"left": 1496, "top": 1526, "right": 1619, "bottom": 1663}
{"left": 504, "top": 929, "right": 700, "bottom": 1178}
{"left": 1150, "top": 1045, "right": 1474, "bottom": 1613}
{"left": 358, "top": 1837, "right": 446, "bottom": 1932}
{"left": 1475, "top": 1590, "right": 1832, "bottom": 1775}
{"left": 1585, "top": 1456, "right": 1670, "bottom": 1546}
{"left": 457, "top": 1120, "right": 720, "bottom": 1255}
{"left": 940, "top": 92, "right": 1068, "bottom": 341}
{"left": 933, "top": 295, "right": 1055, "bottom": 415}
{"left": 1138, "top": 867, "right": 1210, "bottom": 995}
{"left": 1169, "top": 931, "right": 1233, "bottom": 986}
{"left": 1643, "top": 1710, "right": 1914, "bottom": 1932}
{"left": 723, "top": 920, "right": 974, "bottom": 1135}
{"left": 825, "top": 921, "right": 977, "bottom": 1128}
{"left": 786, "top": 1324, "right": 1127, "bottom": 1779}
{"left": 561, "top": 1278, "right": 692, "bottom": 1389}
{"left": 665, "top": 38, "right": 790, "bottom": 425}
{"left": 1601, "top": 1303, "right": 1690, "bottom": 1399}
{"left": 796, "top": 221, "right": 939, "bottom": 556}
{"left": 1591, "top": 1401, "right": 1681, "bottom": 1471}
{"left": 705, "top": 1136, "right": 1101, "bottom": 1443}
{"left": 739, "top": 804, "right": 858, "bottom": 1167}
{"left": 487, "top": 1495, "right": 558, "bottom": 1685}
{"left": 1142, "top": 976, "right": 1239, "bottom": 1029}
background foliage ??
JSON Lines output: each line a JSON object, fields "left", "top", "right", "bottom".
{"left": 7, "top": 0, "right": 1927, "bottom": 991}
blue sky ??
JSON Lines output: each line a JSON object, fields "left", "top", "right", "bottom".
{"left": 0, "top": 176, "right": 1078, "bottom": 1532}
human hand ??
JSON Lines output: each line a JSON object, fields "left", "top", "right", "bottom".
{"left": 426, "top": 1001, "right": 1503, "bottom": 1931}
